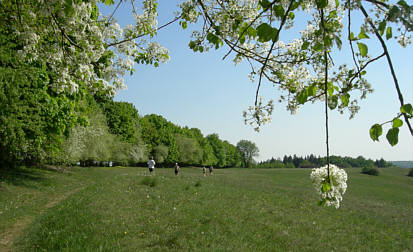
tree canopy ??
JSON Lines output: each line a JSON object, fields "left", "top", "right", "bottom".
{"left": 237, "top": 140, "right": 260, "bottom": 167}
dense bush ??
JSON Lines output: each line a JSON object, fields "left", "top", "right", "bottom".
{"left": 361, "top": 167, "right": 380, "bottom": 176}
{"left": 408, "top": 168, "right": 413, "bottom": 177}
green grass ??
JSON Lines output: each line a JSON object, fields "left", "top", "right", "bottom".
{"left": 1, "top": 166, "right": 413, "bottom": 251}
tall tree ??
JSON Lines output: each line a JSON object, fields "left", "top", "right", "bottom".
{"left": 236, "top": 140, "right": 259, "bottom": 168}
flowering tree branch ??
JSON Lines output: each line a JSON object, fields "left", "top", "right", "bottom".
{"left": 107, "top": 15, "right": 181, "bottom": 47}
{"left": 359, "top": 4, "right": 413, "bottom": 137}
{"left": 255, "top": 0, "right": 294, "bottom": 106}
{"left": 51, "top": 13, "right": 82, "bottom": 49}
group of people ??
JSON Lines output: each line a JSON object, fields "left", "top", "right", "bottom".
{"left": 147, "top": 156, "right": 214, "bottom": 176}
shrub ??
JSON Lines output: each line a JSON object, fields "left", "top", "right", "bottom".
{"left": 140, "top": 177, "right": 157, "bottom": 187}
{"left": 361, "top": 167, "right": 380, "bottom": 176}
{"left": 408, "top": 168, "right": 413, "bottom": 177}
{"left": 194, "top": 180, "right": 202, "bottom": 187}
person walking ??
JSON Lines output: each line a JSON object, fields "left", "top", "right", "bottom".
{"left": 202, "top": 166, "right": 206, "bottom": 176}
{"left": 209, "top": 165, "right": 214, "bottom": 175}
{"left": 174, "top": 163, "right": 180, "bottom": 176}
{"left": 147, "top": 156, "right": 155, "bottom": 175}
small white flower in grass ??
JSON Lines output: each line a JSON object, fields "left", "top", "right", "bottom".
{"left": 173, "top": 207, "right": 176, "bottom": 211}
{"left": 310, "top": 164, "right": 348, "bottom": 209}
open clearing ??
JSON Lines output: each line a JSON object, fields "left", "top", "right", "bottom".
{"left": 1, "top": 166, "right": 412, "bottom": 251}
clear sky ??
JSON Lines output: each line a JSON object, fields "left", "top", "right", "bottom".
{"left": 102, "top": 1, "right": 413, "bottom": 162}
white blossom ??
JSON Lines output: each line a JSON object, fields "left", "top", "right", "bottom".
{"left": 310, "top": 164, "right": 348, "bottom": 208}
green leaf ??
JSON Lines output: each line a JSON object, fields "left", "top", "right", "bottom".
{"left": 297, "top": 90, "right": 308, "bottom": 104}
{"left": 386, "top": 128, "right": 399, "bottom": 146}
{"left": 328, "top": 95, "right": 338, "bottom": 110}
{"left": 206, "top": 33, "right": 222, "bottom": 49}
{"left": 307, "top": 84, "right": 317, "bottom": 97}
{"left": 301, "top": 41, "right": 310, "bottom": 50}
{"left": 104, "top": 0, "right": 115, "bottom": 5}
{"left": 188, "top": 41, "right": 196, "bottom": 49}
{"left": 357, "top": 42, "right": 368, "bottom": 57}
{"left": 340, "top": 93, "right": 350, "bottom": 107}
{"left": 400, "top": 104, "right": 413, "bottom": 116}
{"left": 256, "top": 23, "right": 278, "bottom": 42}
{"left": 313, "top": 42, "right": 323, "bottom": 52}
{"left": 239, "top": 35, "right": 246, "bottom": 44}
{"left": 386, "top": 27, "right": 392, "bottom": 40}
{"left": 369, "top": 124, "right": 382, "bottom": 141}
{"left": 358, "top": 27, "right": 370, "bottom": 39}
{"left": 64, "top": 0, "right": 74, "bottom": 16}
{"left": 259, "top": 0, "right": 271, "bottom": 10}
{"left": 247, "top": 27, "right": 257, "bottom": 38}
{"left": 349, "top": 32, "right": 356, "bottom": 41}
{"left": 288, "top": 12, "right": 295, "bottom": 19}
{"left": 290, "top": 2, "right": 300, "bottom": 11}
{"left": 180, "top": 21, "right": 187, "bottom": 30}
{"left": 392, "top": 118, "right": 403, "bottom": 128}
{"left": 316, "top": 0, "right": 328, "bottom": 8}
{"left": 398, "top": 0, "right": 409, "bottom": 9}
{"left": 273, "top": 5, "right": 285, "bottom": 17}
{"left": 322, "top": 182, "right": 331, "bottom": 192}
{"left": 324, "top": 37, "right": 332, "bottom": 48}
{"left": 387, "top": 6, "right": 401, "bottom": 21}
{"left": 334, "top": 35, "right": 342, "bottom": 50}
{"left": 378, "top": 21, "right": 386, "bottom": 36}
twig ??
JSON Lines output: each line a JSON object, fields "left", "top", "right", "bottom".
{"left": 222, "top": 0, "right": 277, "bottom": 60}
{"left": 107, "top": 15, "right": 181, "bottom": 47}
{"left": 51, "top": 13, "right": 81, "bottom": 49}
{"left": 320, "top": 8, "right": 330, "bottom": 179}
{"left": 255, "top": 0, "right": 294, "bottom": 106}
{"left": 106, "top": 0, "right": 123, "bottom": 27}
{"left": 347, "top": 0, "right": 361, "bottom": 80}
{"left": 360, "top": 4, "right": 413, "bottom": 137}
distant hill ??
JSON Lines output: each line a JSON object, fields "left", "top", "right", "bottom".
{"left": 391, "top": 161, "right": 413, "bottom": 168}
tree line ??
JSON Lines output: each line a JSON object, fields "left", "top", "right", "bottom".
{"left": 0, "top": 81, "right": 246, "bottom": 168}
{"left": 256, "top": 155, "right": 393, "bottom": 169}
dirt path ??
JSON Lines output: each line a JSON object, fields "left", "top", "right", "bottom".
{"left": 0, "top": 187, "right": 83, "bottom": 252}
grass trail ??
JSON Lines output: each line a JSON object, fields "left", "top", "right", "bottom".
{"left": 1, "top": 166, "right": 412, "bottom": 251}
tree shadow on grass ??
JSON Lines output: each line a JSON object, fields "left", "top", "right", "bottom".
{"left": 0, "top": 166, "right": 53, "bottom": 189}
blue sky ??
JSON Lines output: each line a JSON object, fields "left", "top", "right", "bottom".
{"left": 102, "top": 1, "right": 413, "bottom": 161}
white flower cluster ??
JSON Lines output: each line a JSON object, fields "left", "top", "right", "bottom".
{"left": 11, "top": 0, "right": 169, "bottom": 95}
{"left": 310, "top": 164, "right": 348, "bottom": 209}
{"left": 243, "top": 97, "right": 273, "bottom": 132}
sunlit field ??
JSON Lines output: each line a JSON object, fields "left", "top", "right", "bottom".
{"left": 1, "top": 166, "right": 412, "bottom": 251}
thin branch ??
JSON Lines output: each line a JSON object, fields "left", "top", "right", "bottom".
{"left": 379, "top": 113, "right": 403, "bottom": 126}
{"left": 131, "top": 0, "right": 138, "bottom": 17}
{"left": 51, "top": 13, "right": 82, "bottom": 49}
{"left": 363, "top": 0, "right": 388, "bottom": 8}
{"left": 348, "top": 52, "right": 385, "bottom": 85}
{"left": 360, "top": 4, "right": 413, "bottom": 137}
{"left": 255, "top": 0, "right": 294, "bottom": 106}
{"left": 222, "top": 0, "right": 277, "bottom": 60}
{"left": 107, "top": 15, "right": 181, "bottom": 47}
{"left": 106, "top": 0, "right": 123, "bottom": 27}
{"left": 320, "top": 8, "right": 330, "bottom": 178}
{"left": 347, "top": 0, "right": 361, "bottom": 80}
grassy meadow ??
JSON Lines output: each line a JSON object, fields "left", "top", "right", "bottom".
{"left": 1, "top": 166, "right": 412, "bottom": 251}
